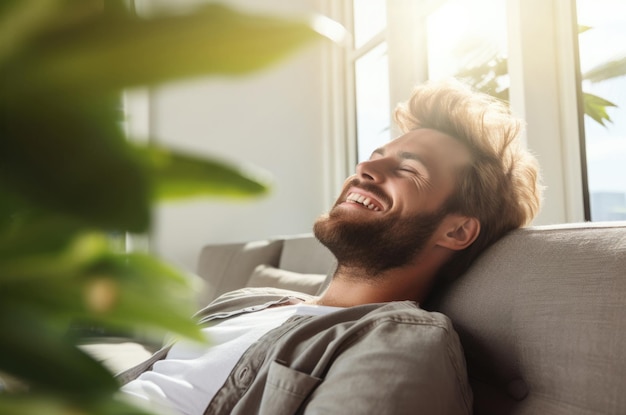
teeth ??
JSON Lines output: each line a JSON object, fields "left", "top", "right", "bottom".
{"left": 346, "top": 193, "right": 380, "bottom": 211}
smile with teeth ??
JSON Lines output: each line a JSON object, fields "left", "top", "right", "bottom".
{"left": 346, "top": 193, "right": 381, "bottom": 211}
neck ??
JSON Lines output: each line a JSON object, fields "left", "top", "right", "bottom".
{"left": 312, "top": 263, "right": 435, "bottom": 308}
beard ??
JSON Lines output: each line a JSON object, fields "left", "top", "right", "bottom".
{"left": 314, "top": 195, "right": 448, "bottom": 278}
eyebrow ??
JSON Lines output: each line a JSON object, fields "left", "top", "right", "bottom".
{"left": 372, "top": 148, "right": 385, "bottom": 157}
{"left": 372, "top": 148, "right": 432, "bottom": 171}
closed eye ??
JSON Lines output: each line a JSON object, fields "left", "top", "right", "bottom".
{"left": 398, "top": 165, "right": 420, "bottom": 175}
{"left": 398, "top": 165, "right": 431, "bottom": 187}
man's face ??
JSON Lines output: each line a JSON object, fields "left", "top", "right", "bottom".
{"left": 314, "top": 128, "right": 472, "bottom": 275}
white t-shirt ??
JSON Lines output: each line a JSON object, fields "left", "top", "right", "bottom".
{"left": 120, "top": 303, "right": 340, "bottom": 415}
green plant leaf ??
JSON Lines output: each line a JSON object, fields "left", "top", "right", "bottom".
{"left": 0, "top": 246, "right": 202, "bottom": 399}
{"left": 583, "top": 92, "right": 617, "bottom": 126}
{"left": 0, "top": 231, "right": 106, "bottom": 283}
{"left": 0, "top": 239, "right": 202, "bottom": 342}
{"left": 0, "top": 395, "right": 69, "bottom": 415}
{"left": 0, "top": 95, "right": 152, "bottom": 232}
{"left": 2, "top": 3, "right": 329, "bottom": 101}
{"left": 141, "top": 144, "right": 271, "bottom": 201}
{"left": 0, "top": 394, "right": 156, "bottom": 415}
{"left": 0, "top": 305, "right": 119, "bottom": 398}
{"left": 79, "top": 252, "right": 204, "bottom": 342}
{"left": 0, "top": 0, "right": 62, "bottom": 65}
{"left": 583, "top": 56, "right": 626, "bottom": 83}
{"left": 0, "top": 207, "right": 85, "bottom": 262}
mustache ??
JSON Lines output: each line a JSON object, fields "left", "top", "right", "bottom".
{"left": 341, "top": 178, "right": 392, "bottom": 207}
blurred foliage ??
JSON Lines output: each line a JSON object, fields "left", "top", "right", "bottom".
{"left": 454, "top": 25, "right": 622, "bottom": 127}
{"left": 0, "top": 0, "right": 332, "bottom": 413}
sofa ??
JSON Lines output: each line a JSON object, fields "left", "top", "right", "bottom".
{"left": 84, "top": 221, "right": 626, "bottom": 414}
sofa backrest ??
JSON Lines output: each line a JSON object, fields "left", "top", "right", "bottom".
{"left": 432, "top": 222, "right": 626, "bottom": 414}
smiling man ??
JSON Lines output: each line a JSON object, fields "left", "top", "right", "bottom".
{"left": 119, "top": 80, "right": 542, "bottom": 415}
{"left": 313, "top": 128, "right": 478, "bottom": 306}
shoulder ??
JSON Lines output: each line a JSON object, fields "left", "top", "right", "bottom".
{"left": 351, "top": 302, "right": 467, "bottom": 376}
{"left": 325, "top": 301, "right": 463, "bottom": 361}
{"left": 364, "top": 300, "right": 456, "bottom": 332}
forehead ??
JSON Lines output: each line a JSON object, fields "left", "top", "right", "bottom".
{"left": 381, "top": 128, "right": 472, "bottom": 170}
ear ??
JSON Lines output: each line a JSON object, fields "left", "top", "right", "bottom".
{"left": 435, "top": 215, "right": 480, "bottom": 251}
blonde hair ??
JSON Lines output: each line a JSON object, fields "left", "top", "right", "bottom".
{"left": 394, "top": 79, "right": 543, "bottom": 280}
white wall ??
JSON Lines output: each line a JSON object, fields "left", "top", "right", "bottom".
{"left": 141, "top": 0, "right": 332, "bottom": 272}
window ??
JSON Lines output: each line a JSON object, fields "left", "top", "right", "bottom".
{"left": 354, "top": 43, "right": 391, "bottom": 162}
{"left": 350, "top": 0, "right": 390, "bottom": 162}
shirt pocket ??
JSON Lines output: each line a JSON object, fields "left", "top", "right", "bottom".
{"left": 260, "top": 360, "right": 322, "bottom": 415}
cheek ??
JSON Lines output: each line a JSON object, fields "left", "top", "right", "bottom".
{"left": 399, "top": 182, "right": 423, "bottom": 202}
{"left": 397, "top": 185, "right": 440, "bottom": 213}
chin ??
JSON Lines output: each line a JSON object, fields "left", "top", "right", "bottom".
{"left": 313, "top": 206, "right": 362, "bottom": 240}
{"left": 313, "top": 212, "right": 331, "bottom": 241}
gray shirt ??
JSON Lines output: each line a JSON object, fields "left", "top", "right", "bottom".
{"left": 118, "top": 287, "right": 472, "bottom": 415}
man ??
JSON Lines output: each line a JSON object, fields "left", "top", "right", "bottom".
{"left": 118, "top": 80, "right": 542, "bottom": 415}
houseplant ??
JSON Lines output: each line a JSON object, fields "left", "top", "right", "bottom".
{"left": 0, "top": 0, "right": 338, "bottom": 413}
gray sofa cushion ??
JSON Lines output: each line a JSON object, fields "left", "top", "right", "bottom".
{"left": 433, "top": 222, "right": 626, "bottom": 415}
{"left": 246, "top": 264, "right": 326, "bottom": 295}
{"left": 196, "top": 239, "right": 284, "bottom": 308}
{"left": 278, "top": 234, "right": 336, "bottom": 275}
{"left": 278, "top": 234, "right": 337, "bottom": 295}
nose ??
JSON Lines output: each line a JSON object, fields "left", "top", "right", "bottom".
{"left": 355, "top": 158, "right": 386, "bottom": 183}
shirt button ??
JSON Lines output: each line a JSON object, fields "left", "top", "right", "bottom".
{"left": 236, "top": 366, "right": 252, "bottom": 387}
